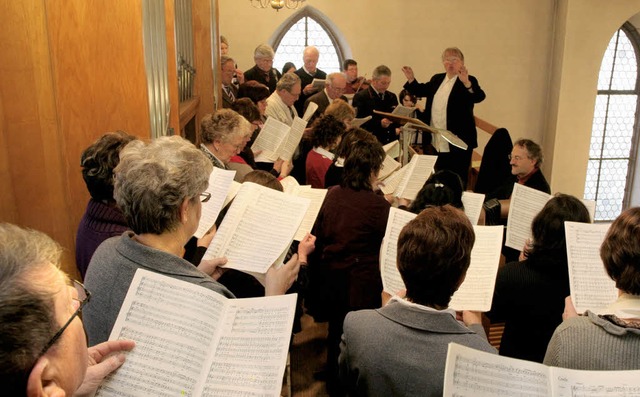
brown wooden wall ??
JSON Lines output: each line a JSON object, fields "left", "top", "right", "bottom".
{"left": 1, "top": 0, "right": 208, "bottom": 279}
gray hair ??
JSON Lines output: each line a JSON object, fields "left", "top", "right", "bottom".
{"left": 200, "top": 109, "right": 252, "bottom": 144}
{"left": 254, "top": 44, "right": 275, "bottom": 60}
{"left": 221, "top": 55, "right": 235, "bottom": 67}
{"left": 372, "top": 65, "right": 391, "bottom": 80}
{"left": 442, "top": 47, "right": 464, "bottom": 62}
{"left": 0, "top": 223, "right": 62, "bottom": 394}
{"left": 514, "top": 138, "right": 544, "bottom": 167}
{"left": 303, "top": 45, "right": 319, "bottom": 58}
{"left": 276, "top": 72, "right": 301, "bottom": 92}
{"left": 114, "top": 136, "right": 212, "bottom": 234}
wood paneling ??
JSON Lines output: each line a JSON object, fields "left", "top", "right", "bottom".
{"left": 193, "top": 0, "right": 216, "bottom": 118}
{"left": 2, "top": 0, "right": 215, "bottom": 278}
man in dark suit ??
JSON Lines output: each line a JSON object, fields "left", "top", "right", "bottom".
{"left": 220, "top": 55, "right": 238, "bottom": 109}
{"left": 243, "top": 44, "right": 282, "bottom": 93}
{"left": 352, "top": 65, "right": 399, "bottom": 145}
{"left": 402, "top": 47, "right": 486, "bottom": 187}
{"left": 294, "top": 46, "right": 327, "bottom": 116}
{"left": 339, "top": 206, "right": 496, "bottom": 396}
{"left": 303, "top": 72, "right": 348, "bottom": 122}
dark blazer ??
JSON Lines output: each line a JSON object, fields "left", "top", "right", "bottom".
{"left": 404, "top": 72, "right": 485, "bottom": 149}
{"left": 243, "top": 64, "right": 282, "bottom": 93}
{"left": 303, "top": 90, "right": 348, "bottom": 123}
{"left": 221, "top": 84, "right": 238, "bottom": 109}
{"left": 294, "top": 67, "right": 327, "bottom": 116}
{"left": 339, "top": 300, "right": 496, "bottom": 397}
{"left": 352, "top": 85, "right": 399, "bottom": 145}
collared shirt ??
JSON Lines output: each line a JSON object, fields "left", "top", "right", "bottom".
{"left": 200, "top": 144, "right": 226, "bottom": 169}
{"left": 323, "top": 88, "right": 333, "bottom": 103}
{"left": 265, "top": 91, "right": 297, "bottom": 126}
{"left": 431, "top": 75, "right": 458, "bottom": 153}
{"left": 604, "top": 293, "right": 640, "bottom": 320}
{"left": 517, "top": 167, "right": 540, "bottom": 185}
{"left": 303, "top": 65, "right": 316, "bottom": 77}
{"left": 390, "top": 295, "right": 457, "bottom": 320}
{"left": 313, "top": 146, "right": 335, "bottom": 160}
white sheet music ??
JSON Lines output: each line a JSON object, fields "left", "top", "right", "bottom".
{"left": 444, "top": 342, "right": 640, "bottom": 397}
{"left": 204, "top": 182, "right": 310, "bottom": 273}
{"left": 288, "top": 185, "right": 327, "bottom": 241}
{"left": 350, "top": 115, "right": 371, "bottom": 128}
{"left": 222, "top": 180, "right": 242, "bottom": 208}
{"left": 280, "top": 117, "right": 307, "bottom": 161}
{"left": 379, "top": 166, "right": 408, "bottom": 195}
{"left": 506, "top": 183, "right": 551, "bottom": 250}
{"left": 380, "top": 208, "right": 417, "bottom": 294}
{"left": 444, "top": 343, "right": 551, "bottom": 397}
{"left": 279, "top": 175, "right": 300, "bottom": 194}
{"left": 449, "top": 226, "right": 503, "bottom": 311}
{"left": 461, "top": 191, "right": 485, "bottom": 225}
{"left": 382, "top": 140, "right": 400, "bottom": 159}
{"left": 195, "top": 168, "right": 236, "bottom": 238}
{"left": 252, "top": 117, "right": 290, "bottom": 163}
{"left": 96, "top": 269, "right": 297, "bottom": 397}
{"left": 565, "top": 221, "right": 617, "bottom": 314}
{"left": 551, "top": 366, "right": 640, "bottom": 397}
{"left": 379, "top": 155, "right": 401, "bottom": 181}
{"left": 395, "top": 155, "right": 437, "bottom": 200}
{"left": 302, "top": 101, "right": 318, "bottom": 122}
{"left": 392, "top": 105, "right": 416, "bottom": 118}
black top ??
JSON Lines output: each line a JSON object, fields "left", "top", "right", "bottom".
{"left": 487, "top": 250, "right": 569, "bottom": 363}
{"left": 352, "top": 86, "right": 399, "bottom": 145}
{"left": 244, "top": 64, "right": 282, "bottom": 93}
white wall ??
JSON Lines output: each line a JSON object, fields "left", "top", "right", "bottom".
{"left": 219, "top": 0, "right": 640, "bottom": 199}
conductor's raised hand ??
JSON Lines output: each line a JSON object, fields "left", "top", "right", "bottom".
{"left": 458, "top": 65, "right": 470, "bottom": 86}
{"left": 401, "top": 66, "right": 415, "bottom": 83}
{"left": 265, "top": 254, "right": 301, "bottom": 296}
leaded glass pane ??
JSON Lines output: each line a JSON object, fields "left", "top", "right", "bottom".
{"left": 586, "top": 27, "right": 639, "bottom": 222}
{"left": 593, "top": 159, "right": 629, "bottom": 220}
{"left": 274, "top": 16, "right": 341, "bottom": 75}
{"left": 611, "top": 30, "right": 637, "bottom": 91}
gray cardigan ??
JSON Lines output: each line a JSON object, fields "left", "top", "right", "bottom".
{"left": 339, "top": 300, "right": 496, "bottom": 397}
{"left": 544, "top": 310, "right": 640, "bottom": 370}
{"left": 83, "top": 232, "right": 234, "bottom": 346}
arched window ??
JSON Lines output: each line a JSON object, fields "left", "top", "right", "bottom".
{"left": 584, "top": 22, "right": 640, "bottom": 221}
{"left": 269, "top": 6, "right": 348, "bottom": 75}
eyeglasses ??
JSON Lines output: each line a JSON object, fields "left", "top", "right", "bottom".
{"left": 200, "top": 191, "right": 212, "bottom": 203}
{"left": 508, "top": 154, "right": 529, "bottom": 161}
{"left": 38, "top": 280, "right": 91, "bottom": 357}
{"left": 443, "top": 57, "right": 461, "bottom": 63}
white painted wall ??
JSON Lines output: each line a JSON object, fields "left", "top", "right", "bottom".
{"left": 219, "top": 0, "right": 640, "bottom": 200}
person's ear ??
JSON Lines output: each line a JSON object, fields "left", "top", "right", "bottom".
{"left": 26, "top": 357, "right": 65, "bottom": 397}
{"left": 180, "top": 198, "right": 191, "bottom": 223}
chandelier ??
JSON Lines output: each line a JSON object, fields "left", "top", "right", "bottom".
{"left": 250, "top": 0, "right": 306, "bottom": 11}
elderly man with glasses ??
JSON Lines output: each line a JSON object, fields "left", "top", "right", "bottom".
{"left": 0, "top": 223, "right": 135, "bottom": 396}
{"left": 302, "top": 72, "right": 348, "bottom": 123}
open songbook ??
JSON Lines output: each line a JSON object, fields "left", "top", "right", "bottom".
{"left": 443, "top": 343, "right": 640, "bottom": 397}
{"left": 252, "top": 116, "right": 308, "bottom": 162}
{"left": 379, "top": 154, "right": 437, "bottom": 199}
{"left": 380, "top": 208, "right": 503, "bottom": 311}
{"left": 302, "top": 101, "right": 318, "bottom": 122}
{"left": 565, "top": 221, "right": 617, "bottom": 314}
{"left": 279, "top": 176, "right": 327, "bottom": 241}
{"left": 203, "top": 182, "right": 310, "bottom": 276}
{"left": 311, "top": 78, "right": 325, "bottom": 91}
{"left": 95, "top": 269, "right": 297, "bottom": 397}
{"left": 506, "top": 184, "right": 597, "bottom": 250}
{"left": 195, "top": 168, "right": 236, "bottom": 238}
